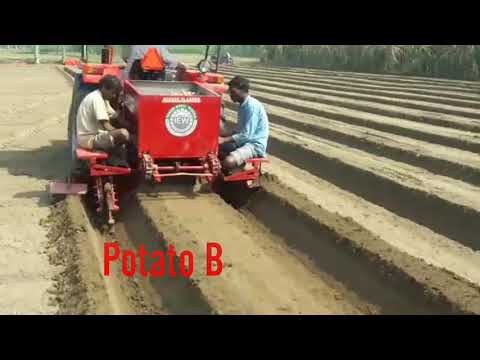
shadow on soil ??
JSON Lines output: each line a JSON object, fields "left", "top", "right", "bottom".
{"left": 13, "top": 191, "right": 51, "bottom": 206}
{"left": 0, "top": 140, "right": 69, "bottom": 206}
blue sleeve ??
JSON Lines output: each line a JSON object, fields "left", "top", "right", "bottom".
{"left": 232, "top": 105, "right": 257, "bottom": 146}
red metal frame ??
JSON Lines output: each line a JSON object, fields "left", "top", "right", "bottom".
{"left": 145, "top": 156, "right": 219, "bottom": 183}
{"left": 91, "top": 163, "right": 131, "bottom": 177}
{"left": 178, "top": 70, "right": 228, "bottom": 95}
{"left": 223, "top": 158, "right": 269, "bottom": 183}
{"left": 76, "top": 149, "right": 131, "bottom": 177}
{"left": 80, "top": 63, "right": 122, "bottom": 84}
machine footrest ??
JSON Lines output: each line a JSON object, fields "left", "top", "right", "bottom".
{"left": 49, "top": 181, "right": 88, "bottom": 195}
{"left": 76, "top": 148, "right": 108, "bottom": 161}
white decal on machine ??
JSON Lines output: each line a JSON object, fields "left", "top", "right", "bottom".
{"left": 165, "top": 105, "right": 198, "bottom": 137}
{"left": 162, "top": 97, "right": 201, "bottom": 103}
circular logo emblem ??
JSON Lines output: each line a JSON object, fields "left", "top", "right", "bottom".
{"left": 165, "top": 105, "right": 198, "bottom": 137}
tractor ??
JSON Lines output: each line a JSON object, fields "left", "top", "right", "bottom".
{"left": 51, "top": 45, "right": 268, "bottom": 229}
{"left": 196, "top": 45, "right": 233, "bottom": 72}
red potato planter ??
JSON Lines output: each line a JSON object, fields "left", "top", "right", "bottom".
{"left": 50, "top": 63, "right": 268, "bottom": 228}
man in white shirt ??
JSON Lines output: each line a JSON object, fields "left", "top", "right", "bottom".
{"left": 76, "top": 75, "right": 130, "bottom": 166}
{"left": 122, "top": 45, "right": 186, "bottom": 80}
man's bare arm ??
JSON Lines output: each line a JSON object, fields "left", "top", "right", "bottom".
{"left": 219, "top": 136, "right": 234, "bottom": 144}
{"left": 99, "top": 119, "right": 116, "bottom": 131}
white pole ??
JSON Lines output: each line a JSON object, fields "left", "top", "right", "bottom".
{"left": 34, "top": 45, "right": 40, "bottom": 64}
{"left": 62, "top": 45, "right": 66, "bottom": 63}
{"left": 81, "top": 45, "right": 88, "bottom": 62}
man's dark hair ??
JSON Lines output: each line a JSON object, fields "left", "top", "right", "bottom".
{"left": 99, "top": 75, "right": 122, "bottom": 92}
{"left": 228, "top": 76, "right": 250, "bottom": 92}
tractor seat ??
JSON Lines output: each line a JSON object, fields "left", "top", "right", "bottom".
{"left": 76, "top": 148, "right": 108, "bottom": 161}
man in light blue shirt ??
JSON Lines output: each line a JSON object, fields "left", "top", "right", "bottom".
{"left": 219, "top": 76, "right": 269, "bottom": 171}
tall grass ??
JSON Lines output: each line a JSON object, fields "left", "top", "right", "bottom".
{"left": 169, "top": 45, "right": 204, "bottom": 54}
{"left": 6, "top": 45, "right": 476, "bottom": 81}
{"left": 260, "top": 45, "right": 480, "bottom": 80}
